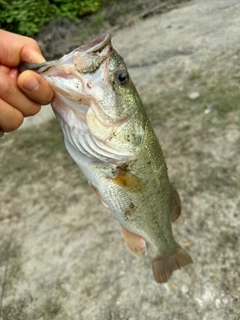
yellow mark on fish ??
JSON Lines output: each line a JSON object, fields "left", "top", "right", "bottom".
{"left": 111, "top": 170, "right": 145, "bottom": 193}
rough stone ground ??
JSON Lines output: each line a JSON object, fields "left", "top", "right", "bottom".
{"left": 1, "top": 0, "right": 240, "bottom": 319}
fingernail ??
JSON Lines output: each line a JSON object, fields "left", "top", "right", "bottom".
{"left": 23, "top": 76, "right": 40, "bottom": 91}
{"left": 30, "top": 52, "right": 46, "bottom": 64}
{"left": 23, "top": 47, "right": 46, "bottom": 64}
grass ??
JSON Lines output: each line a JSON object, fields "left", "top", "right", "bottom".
{"left": 0, "top": 236, "right": 23, "bottom": 320}
{"left": 193, "top": 164, "right": 239, "bottom": 194}
{"left": 1, "top": 296, "right": 63, "bottom": 320}
{"left": 0, "top": 120, "right": 65, "bottom": 182}
{"left": 200, "top": 82, "right": 240, "bottom": 118}
{"left": 37, "top": 296, "right": 63, "bottom": 319}
{"left": 0, "top": 119, "right": 86, "bottom": 195}
{"left": 141, "top": 50, "right": 240, "bottom": 220}
{"left": 188, "top": 69, "right": 203, "bottom": 81}
{"left": 144, "top": 52, "right": 240, "bottom": 131}
{"left": 0, "top": 118, "right": 88, "bottom": 226}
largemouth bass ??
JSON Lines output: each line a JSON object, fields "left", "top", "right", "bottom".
{"left": 20, "top": 33, "right": 192, "bottom": 283}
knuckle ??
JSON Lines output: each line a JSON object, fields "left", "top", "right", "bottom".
{"left": 23, "top": 36, "right": 39, "bottom": 49}
{"left": 0, "top": 79, "right": 14, "bottom": 97}
{"left": 43, "top": 89, "right": 54, "bottom": 105}
{"left": 29, "top": 38, "right": 39, "bottom": 48}
{"left": 35, "top": 79, "right": 53, "bottom": 105}
{"left": 27, "top": 104, "right": 41, "bottom": 116}
{"left": 5, "top": 113, "right": 24, "bottom": 132}
{"left": 14, "top": 114, "right": 24, "bottom": 130}
{"left": 22, "top": 103, "right": 39, "bottom": 116}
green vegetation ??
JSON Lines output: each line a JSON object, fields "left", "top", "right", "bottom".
{"left": 188, "top": 68, "right": 202, "bottom": 81}
{"left": 0, "top": 0, "right": 100, "bottom": 36}
{"left": 145, "top": 59, "right": 240, "bottom": 129}
{"left": 0, "top": 119, "right": 67, "bottom": 185}
{"left": 1, "top": 295, "right": 63, "bottom": 320}
{"left": 0, "top": 119, "right": 87, "bottom": 215}
{"left": 0, "top": 0, "right": 175, "bottom": 37}
{"left": 142, "top": 51, "right": 240, "bottom": 200}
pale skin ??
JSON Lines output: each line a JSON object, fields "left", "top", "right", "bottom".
{"left": 0, "top": 29, "right": 54, "bottom": 135}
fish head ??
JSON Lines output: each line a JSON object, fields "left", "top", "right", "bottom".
{"left": 36, "top": 33, "right": 145, "bottom": 162}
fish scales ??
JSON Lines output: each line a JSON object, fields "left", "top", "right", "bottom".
{"left": 19, "top": 33, "right": 192, "bottom": 283}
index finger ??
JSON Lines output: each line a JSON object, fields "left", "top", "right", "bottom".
{"left": 0, "top": 29, "right": 45, "bottom": 67}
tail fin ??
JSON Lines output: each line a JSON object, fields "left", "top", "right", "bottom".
{"left": 152, "top": 245, "right": 193, "bottom": 284}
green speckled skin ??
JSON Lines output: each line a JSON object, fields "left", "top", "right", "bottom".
{"left": 90, "top": 107, "right": 177, "bottom": 257}
{"left": 19, "top": 33, "right": 192, "bottom": 282}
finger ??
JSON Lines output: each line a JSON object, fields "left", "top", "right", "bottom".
{"left": 0, "top": 66, "right": 19, "bottom": 81}
{"left": 21, "top": 44, "right": 46, "bottom": 64}
{"left": 0, "top": 71, "right": 41, "bottom": 117}
{"left": 0, "top": 30, "right": 43, "bottom": 67}
{"left": 0, "top": 99, "right": 24, "bottom": 132}
{"left": 0, "top": 65, "right": 10, "bottom": 74}
{"left": 18, "top": 70, "right": 54, "bottom": 105}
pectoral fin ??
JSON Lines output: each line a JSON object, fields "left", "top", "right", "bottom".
{"left": 89, "top": 183, "right": 108, "bottom": 207}
{"left": 121, "top": 226, "right": 146, "bottom": 257}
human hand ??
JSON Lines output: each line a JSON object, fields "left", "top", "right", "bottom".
{"left": 0, "top": 30, "right": 54, "bottom": 136}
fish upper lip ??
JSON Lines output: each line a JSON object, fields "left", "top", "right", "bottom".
{"left": 18, "top": 33, "right": 112, "bottom": 75}
{"left": 77, "top": 33, "right": 111, "bottom": 54}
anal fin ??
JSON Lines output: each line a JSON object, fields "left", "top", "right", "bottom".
{"left": 121, "top": 226, "right": 146, "bottom": 257}
{"left": 170, "top": 184, "right": 181, "bottom": 223}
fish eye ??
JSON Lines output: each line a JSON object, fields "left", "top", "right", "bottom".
{"left": 118, "top": 73, "right": 126, "bottom": 82}
{"left": 115, "top": 70, "right": 129, "bottom": 85}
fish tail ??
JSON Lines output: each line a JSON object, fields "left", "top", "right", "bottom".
{"left": 152, "top": 245, "right": 193, "bottom": 284}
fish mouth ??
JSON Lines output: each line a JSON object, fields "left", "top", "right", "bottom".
{"left": 18, "top": 33, "right": 112, "bottom": 74}
{"left": 77, "top": 33, "right": 111, "bottom": 53}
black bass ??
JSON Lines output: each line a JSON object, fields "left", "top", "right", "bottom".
{"left": 20, "top": 33, "right": 192, "bottom": 283}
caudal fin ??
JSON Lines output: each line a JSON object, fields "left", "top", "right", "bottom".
{"left": 152, "top": 245, "right": 193, "bottom": 284}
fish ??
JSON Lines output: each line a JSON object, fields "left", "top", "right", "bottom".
{"left": 19, "top": 33, "right": 192, "bottom": 283}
